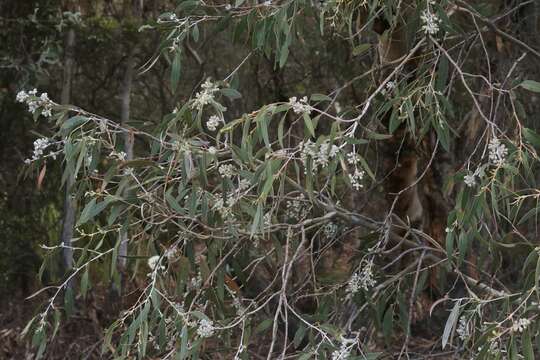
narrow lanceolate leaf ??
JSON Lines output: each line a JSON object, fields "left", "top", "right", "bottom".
{"left": 303, "top": 113, "right": 315, "bottom": 137}
{"left": 523, "top": 329, "right": 535, "bottom": 360}
{"left": 310, "top": 93, "right": 332, "bottom": 102}
{"left": 519, "top": 80, "right": 540, "bottom": 93}
{"left": 171, "top": 50, "right": 182, "bottom": 92}
{"left": 61, "top": 115, "right": 88, "bottom": 133}
{"left": 77, "top": 196, "right": 115, "bottom": 226}
{"left": 535, "top": 255, "right": 540, "bottom": 301}
{"left": 442, "top": 300, "right": 461, "bottom": 349}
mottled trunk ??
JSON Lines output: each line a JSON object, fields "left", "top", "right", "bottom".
{"left": 118, "top": 47, "right": 136, "bottom": 274}
{"left": 60, "top": 28, "right": 76, "bottom": 274}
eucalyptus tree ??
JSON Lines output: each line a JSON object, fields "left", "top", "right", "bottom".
{"left": 21, "top": 0, "right": 540, "bottom": 359}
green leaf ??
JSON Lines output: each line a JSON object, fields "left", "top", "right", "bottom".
{"left": 365, "top": 129, "right": 392, "bottom": 140}
{"left": 382, "top": 306, "right": 394, "bottom": 344}
{"left": 293, "top": 325, "right": 307, "bottom": 348}
{"left": 303, "top": 113, "right": 315, "bottom": 137}
{"left": 535, "top": 255, "right": 540, "bottom": 301}
{"left": 61, "top": 115, "right": 88, "bottom": 133}
{"left": 310, "top": 93, "right": 332, "bottom": 102}
{"left": 77, "top": 197, "right": 115, "bottom": 226}
{"left": 221, "top": 88, "right": 242, "bottom": 100}
{"left": 523, "top": 329, "right": 535, "bottom": 360}
{"left": 298, "top": 352, "right": 314, "bottom": 360}
{"left": 81, "top": 266, "right": 90, "bottom": 299}
{"left": 352, "top": 43, "right": 371, "bottom": 56}
{"left": 442, "top": 300, "right": 461, "bottom": 349}
{"left": 523, "top": 128, "right": 540, "bottom": 148}
{"left": 254, "top": 319, "right": 273, "bottom": 334}
{"left": 520, "top": 80, "right": 540, "bottom": 93}
{"left": 171, "top": 51, "right": 182, "bottom": 92}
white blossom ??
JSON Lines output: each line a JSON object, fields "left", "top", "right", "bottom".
{"left": 206, "top": 115, "right": 221, "bottom": 132}
{"left": 196, "top": 318, "right": 215, "bottom": 338}
{"left": 488, "top": 137, "right": 508, "bottom": 166}
{"left": 208, "top": 146, "right": 217, "bottom": 155}
{"left": 16, "top": 89, "right": 54, "bottom": 117}
{"left": 421, "top": 9, "right": 440, "bottom": 35}
{"left": 463, "top": 173, "right": 477, "bottom": 187}
{"left": 285, "top": 194, "right": 309, "bottom": 221}
{"left": 512, "top": 318, "right": 531, "bottom": 333}
{"left": 214, "top": 194, "right": 236, "bottom": 220}
{"left": 331, "top": 346, "right": 349, "bottom": 360}
{"left": 331, "top": 336, "right": 356, "bottom": 360}
{"left": 381, "top": 81, "right": 396, "bottom": 96}
{"left": 346, "top": 260, "right": 376, "bottom": 295}
{"left": 218, "top": 163, "right": 236, "bottom": 178}
{"left": 238, "top": 178, "right": 251, "bottom": 191}
{"left": 456, "top": 317, "right": 470, "bottom": 341}
{"left": 263, "top": 212, "right": 272, "bottom": 228}
{"left": 346, "top": 152, "right": 360, "bottom": 165}
{"left": 110, "top": 151, "right": 127, "bottom": 161}
{"left": 16, "top": 90, "right": 29, "bottom": 103}
{"left": 191, "top": 79, "right": 219, "bottom": 110}
{"left": 289, "top": 96, "right": 311, "bottom": 115}
{"left": 28, "top": 138, "right": 50, "bottom": 162}
{"left": 300, "top": 139, "right": 340, "bottom": 174}
{"left": 349, "top": 168, "right": 365, "bottom": 190}
{"left": 147, "top": 255, "right": 164, "bottom": 271}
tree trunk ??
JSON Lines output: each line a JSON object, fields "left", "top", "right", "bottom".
{"left": 60, "top": 27, "right": 76, "bottom": 275}
{"left": 117, "top": 46, "right": 136, "bottom": 285}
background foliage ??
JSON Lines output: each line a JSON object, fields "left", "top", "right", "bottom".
{"left": 2, "top": 0, "right": 540, "bottom": 359}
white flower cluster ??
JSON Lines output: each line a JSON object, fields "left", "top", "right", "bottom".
{"left": 349, "top": 169, "right": 365, "bottom": 190}
{"left": 208, "top": 146, "right": 218, "bottom": 155}
{"left": 463, "top": 167, "right": 485, "bottom": 188}
{"left": 238, "top": 178, "right": 251, "bottom": 191}
{"left": 463, "top": 172, "right": 477, "bottom": 187}
{"left": 420, "top": 8, "right": 441, "bottom": 35}
{"left": 263, "top": 212, "right": 272, "bottom": 228}
{"left": 218, "top": 163, "right": 236, "bottom": 178}
{"left": 511, "top": 317, "right": 531, "bottom": 333}
{"left": 488, "top": 137, "right": 508, "bottom": 166}
{"left": 331, "top": 345, "right": 349, "bottom": 360}
{"left": 196, "top": 318, "right": 215, "bottom": 338}
{"left": 285, "top": 194, "right": 309, "bottom": 221}
{"left": 331, "top": 337, "right": 355, "bottom": 360}
{"left": 346, "top": 260, "right": 376, "bottom": 295}
{"left": 191, "top": 79, "right": 219, "bottom": 110}
{"left": 25, "top": 137, "right": 55, "bottom": 164}
{"left": 173, "top": 302, "right": 184, "bottom": 314}
{"left": 381, "top": 80, "right": 396, "bottom": 96}
{"left": 300, "top": 139, "right": 340, "bottom": 174}
{"left": 214, "top": 196, "right": 235, "bottom": 219}
{"left": 16, "top": 89, "right": 54, "bottom": 117}
{"left": 206, "top": 115, "right": 222, "bottom": 132}
{"left": 456, "top": 317, "right": 470, "bottom": 341}
{"left": 147, "top": 255, "right": 165, "bottom": 272}
{"left": 289, "top": 96, "right": 311, "bottom": 115}
{"left": 110, "top": 150, "right": 127, "bottom": 161}
{"left": 347, "top": 152, "right": 365, "bottom": 190}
